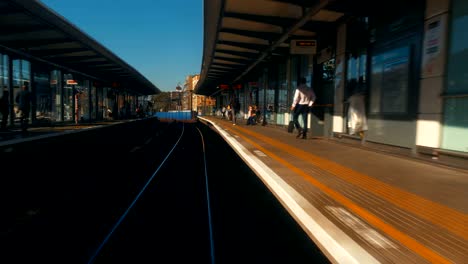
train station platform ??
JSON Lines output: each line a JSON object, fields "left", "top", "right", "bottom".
{"left": 0, "top": 121, "right": 120, "bottom": 148}
{"left": 1, "top": 117, "right": 467, "bottom": 263}
{"left": 199, "top": 116, "right": 468, "bottom": 264}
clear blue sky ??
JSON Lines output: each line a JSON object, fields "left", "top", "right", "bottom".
{"left": 39, "top": 0, "right": 203, "bottom": 92}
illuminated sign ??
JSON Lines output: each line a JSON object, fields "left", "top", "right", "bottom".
{"left": 219, "top": 84, "right": 229, "bottom": 90}
{"left": 66, "top": 80, "right": 78, "bottom": 85}
{"left": 290, "top": 40, "right": 317, "bottom": 54}
{"left": 233, "top": 84, "right": 242, "bottom": 89}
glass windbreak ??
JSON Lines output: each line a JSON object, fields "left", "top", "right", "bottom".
{"left": 12, "top": 60, "right": 31, "bottom": 122}
{"left": 321, "top": 58, "right": 335, "bottom": 104}
{"left": 446, "top": 0, "right": 468, "bottom": 95}
{"left": 346, "top": 52, "right": 367, "bottom": 96}
{"left": 442, "top": 0, "right": 468, "bottom": 152}
{"left": 118, "top": 93, "right": 125, "bottom": 119}
{"left": 370, "top": 46, "right": 410, "bottom": 114}
{"left": 103, "top": 87, "right": 115, "bottom": 120}
{"left": 278, "top": 63, "right": 288, "bottom": 113}
{"left": 258, "top": 76, "right": 265, "bottom": 115}
{"left": 97, "top": 85, "right": 104, "bottom": 120}
{"left": 51, "top": 70, "right": 61, "bottom": 121}
{"left": 0, "top": 54, "right": 8, "bottom": 89}
{"left": 442, "top": 98, "right": 468, "bottom": 152}
{"left": 238, "top": 91, "right": 245, "bottom": 116}
{"left": 61, "top": 75, "right": 89, "bottom": 122}
{"left": 79, "top": 80, "right": 90, "bottom": 121}
{"left": 34, "top": 71, "right": 52, "bottom": 123}
{"left": 63, "top": 73, "right": 74, "bottom": 121}
{"left": 266, "top": 69, "right": 276, "bottom": 124}
{"left": 0, "top": 54, "right": 9, "bottom": 128}
{"left": 90, "top": 83, "right": 96, "bottom": 120}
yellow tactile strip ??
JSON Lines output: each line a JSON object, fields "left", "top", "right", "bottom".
{"left": 232, "top": 124, "right": 468, "bottom": 238}
{"left": 241, "top": 139, "right": 428, "bottom": 263}
{"left": 218, "top": 122, "right": 466, "bottom": 264}
{"left": 285, "top": 155, "right": 466, "bottom": 263}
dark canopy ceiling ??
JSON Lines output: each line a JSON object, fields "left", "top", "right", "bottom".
{"left": 196, "top": 0, "right": 373, "bottom": 96}
{"left": 0, "top": 0, "right": 160, "bottom": 95}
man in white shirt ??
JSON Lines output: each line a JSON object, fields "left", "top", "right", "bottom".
{"left": 290, "top": 77, "right": 316, "bottom": 139}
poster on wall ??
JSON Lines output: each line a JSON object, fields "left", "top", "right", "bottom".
{"left": 422, "top": 15, "right": 446, "bottom": 77}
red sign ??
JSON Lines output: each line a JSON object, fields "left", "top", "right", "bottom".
{"left": 219, "top": 84, "right": 229, "bottom": 90}
{"left": 233, "top": 84, "right": 242, "bottom": 89}
{"left": 66, "top": 80, "right": 78, "bottom": 85}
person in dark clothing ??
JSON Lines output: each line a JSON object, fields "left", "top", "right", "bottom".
{"left": 16, "top": 82, "right": 32, "bottom": 132}
{"left": 230, "top": 94, "right": 240, "bottom": 125}
{"left": 0, "top": 90, "right": 9, "bottom": 130}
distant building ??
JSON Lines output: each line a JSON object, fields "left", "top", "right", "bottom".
{"left": 183, "top": 74, "right": 215, "bottom": 113}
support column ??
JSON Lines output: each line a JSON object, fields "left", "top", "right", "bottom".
{"left": 333, "top": 23, "right": 346, "bottom": 133}
{"left": 416, "top": 0, "right": 450, "bottom": 150}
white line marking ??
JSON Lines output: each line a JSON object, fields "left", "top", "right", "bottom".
{"left": 326, "top": 206, "right": 397, "bottom": 249}
{"left": 199, "top": 117, "right": 380, "bottom": 264}
{"left": 253, "top": 150, "right": 267, "bottom": 157}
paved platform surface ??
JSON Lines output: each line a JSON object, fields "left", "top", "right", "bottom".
{"left": 200, "top": 116, "right": 468, "bottom": 264}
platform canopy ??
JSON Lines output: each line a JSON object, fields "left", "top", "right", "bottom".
{"left": 195, "top": 0, "right": 378, "bottom": 96}
{"left": 0, "top": 0, "right": 160, "bottom": 95}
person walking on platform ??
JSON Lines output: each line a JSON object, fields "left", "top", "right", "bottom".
{"left": 15, "top": 82, "right": 32, "bottom": 133}
{"left": 221, "top": 105, "right": 226, "bottom": 119}
{"left": 230, "top": 93, "right": 240, "bottom": 125}
{"left": 290, "top": 77, "right": 316, "bottom": 139}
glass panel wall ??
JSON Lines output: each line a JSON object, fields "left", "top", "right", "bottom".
{"left": 50, "top": 70, "right": 62, "bottom": 122}
{"left": 12, "top": 59, "right": 31, "bottom": 125}
{"left": 370, "top": 46, "right": 410, "bottom": 114}
{"left": 258, "top": 74, "right": 265, "bottom": 117}
{"left": 110, "top": 88, "right": 118, "bottom": 119}
{"left": 96, "top": 84, "right": 104, "bottom": 120}
{"left": 0, "top": 54, "right": 10, "bottom": 128}
{"left": 118, "top": 92, "right": 126, "bottom": 119}
{"left": 289, "top": 56, "right": 299, "bottom": 105}
{"left": 79, "top": 80, "right": 90, "bottom": 122}
{"left": 63, "top": 73, "right": 74, "bottom": 121}
{"left": 90, "top": 82, "right": 96, "bottom": 120}
{"left": 277, "top": 62, "right": 288, "bottom": 125}
{"left": 266, "top": 66, "right": 276, "bottom": 124}
{"left": 0, "top": 54, "right": 8, "bottom": 88}
{"left": 127, "top": 94, "right": 135, "bottom": 118}
{"left": 442, "top": 0, "right": 468, "bottom": 152}
{"left": 34, "top": 70, "right": 52, "bottom": 123}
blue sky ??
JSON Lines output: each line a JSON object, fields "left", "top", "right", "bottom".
{"left": 39, "top": 0, "right": 203, "bottom": 92}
